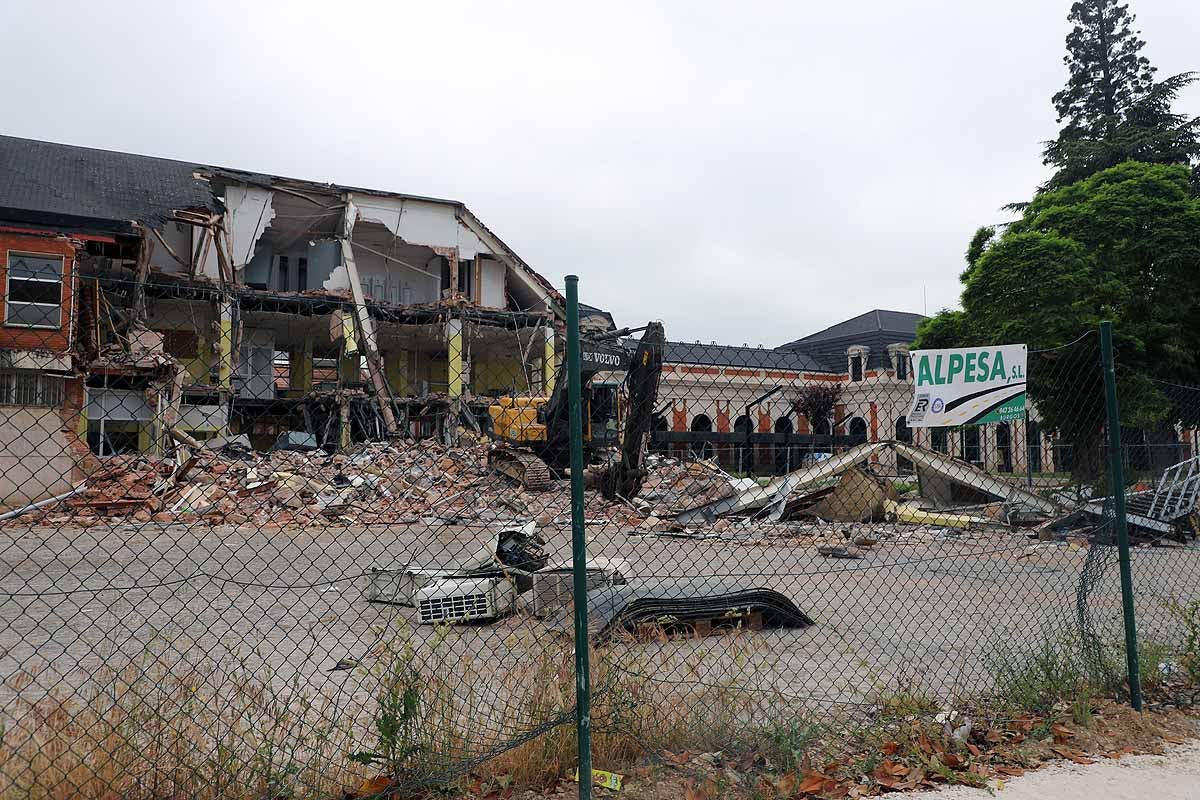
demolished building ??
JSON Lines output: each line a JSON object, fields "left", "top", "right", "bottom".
{"left": 0, "top": 136, "right": 564, "bottom": 506}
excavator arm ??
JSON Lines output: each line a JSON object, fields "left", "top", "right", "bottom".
{"left": 603, "top": 321, "right": 665, "bottom": 500}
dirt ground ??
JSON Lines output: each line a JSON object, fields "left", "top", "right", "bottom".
{"left": 2, "top": 516, "right": 1198, "bottom": 755}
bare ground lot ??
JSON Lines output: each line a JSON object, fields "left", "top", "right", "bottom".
{"left": 2, "top": 518, "right": 1197, "bottom": 743}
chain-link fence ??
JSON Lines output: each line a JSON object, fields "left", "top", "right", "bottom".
{"left": 1, "top": 273, "right": 1198, "bottom": 799}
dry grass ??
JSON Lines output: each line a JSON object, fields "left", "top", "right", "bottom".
{"left": 8, "top": 614, "right": 1194, "bottom": 800}
{"left": 1, "top": 656, "right": 362, "bottom": 800}
{"left": 0, "top": 624, "right": 791, "bottom": 799}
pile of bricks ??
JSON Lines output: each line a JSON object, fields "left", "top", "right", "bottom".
{"left": 17, "top": 437, "right": 643, "bottom": 530}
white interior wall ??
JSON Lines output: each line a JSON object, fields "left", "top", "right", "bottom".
{"left": 225, "top": 186, "right": 276, "bottom": 269}
{"left": 351, "top": 249, "right": 440, "bottom": 304}
{"left": 480, "top": 258, "right": 506, "bottom": 308}
{"left": 351, "top": 194, "right": 489, "bottom": 258}
{"left": 147, "top": 222, "right": 192, "bottom": 274}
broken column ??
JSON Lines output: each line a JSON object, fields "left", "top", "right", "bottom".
{"left": 216, "top": 296, "right": 236, "bottom": 389}
{"left": 447, "top": 318, "right": 465, "bottom": 398}
{"left": 289, "top": 335, "right": 313, "bottom": 395}
{"left": 337, "top": 233, "right": 397, "bottom": 433}
{"left": 542, "top": 323, "right": 556, "bottom": 395}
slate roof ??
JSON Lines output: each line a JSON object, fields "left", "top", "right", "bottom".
{"left": 778, "top": 309, "right": 926, "bottom": 349}
{"left": 0, "top": 135, "right": 219, "bottom": 233}
{"left": 655, "top": 340, "right": 828, "bottom": 372}
{"left": 776, "top": 309, "right": 925, "bottom": 371}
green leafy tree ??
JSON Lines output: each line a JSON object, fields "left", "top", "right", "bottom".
{"left": 1043, "top": 1, "right": 1198, "bottom": 189}
{"left": 918, "top": 162, "right": 1200, "bottom": 480}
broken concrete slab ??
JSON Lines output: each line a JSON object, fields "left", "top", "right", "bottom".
{"left": 802, "top": 467, "right": 898, "bottom": 523}
{"left": 675, "top": 439, "right": 1054, "bottom": 525}
{"left": 892, "top": 442, "right": 1058, "bottom": 514}
{"left": 676, "top": 440, "right": 889, "bottom": 524}
{"left": 817, "top": 543, "right": 863, "bottom": 559}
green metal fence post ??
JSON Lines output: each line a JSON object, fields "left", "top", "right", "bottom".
{"left": 564, "top": 275, "right": 592, "bottom": 798}
{"left": 1100, "top": 320, "right": 1143, "bottom": 711}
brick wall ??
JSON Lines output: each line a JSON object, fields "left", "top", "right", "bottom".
{"left": 0, "top": 232, "right": 77, "bottom": 353}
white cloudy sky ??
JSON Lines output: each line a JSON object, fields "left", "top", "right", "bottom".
{"left": 3, "top": 1, "right": 1197, "bottom": 345}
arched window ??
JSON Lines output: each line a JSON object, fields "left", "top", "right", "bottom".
{"left": 812, "top": 417, "right": 832, "bottom": 457}
{"left": 690, "top": 414, "right": 714, "bottom": 460}
{"left": 774, "top": 416, "right": 794, "bottom": 474}
{"left": 1027, "top": 419, "right": 1042, "bottom": 473}
{"left": 733, "top": 414, "right": 753, "bottom": 474}
{"left": 848, "top": 417, "right": 868, "bottom": 442}
{"left": 960, "top": 426, "right": 981, "bottom": 464}
{"left": 996, "top": 421, "right": 1013, "bottom": 472}
{"left": 650, "top": 414, "right": 669, "bottom": 455}
{"left": 895, "top": 416, "right": 912, "bottom": 472}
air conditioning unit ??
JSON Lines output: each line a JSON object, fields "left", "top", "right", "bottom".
{"left": 531, "top": 557, "right": 628, "bottom": 617}
{"left": 417, "top": 576, "right": 514, "bottom": 624}
{"left": 366, "top": 567, "right": 453, "bottom": 607}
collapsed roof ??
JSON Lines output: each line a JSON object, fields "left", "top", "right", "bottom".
{"left": 0, "top": 135, "right": 562, "bottom": 315}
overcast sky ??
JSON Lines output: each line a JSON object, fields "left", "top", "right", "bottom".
{"left": 3, "top": 1, "right": 1197, "bottom": 345}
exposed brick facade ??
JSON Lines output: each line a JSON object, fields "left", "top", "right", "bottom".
{"left": 0, "top": 231, "right": 77, "bottom": 353}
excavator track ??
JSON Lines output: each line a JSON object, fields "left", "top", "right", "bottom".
{"left": 489, "top": 447, "right": 554, "bottom": 491}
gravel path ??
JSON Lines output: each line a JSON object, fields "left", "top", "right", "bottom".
{"left": 906, "top": 736, "right": 1200, "bottom": 800}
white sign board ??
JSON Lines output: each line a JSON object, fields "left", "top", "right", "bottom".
{"left": 906, "top": 344, "right": 1027, "bottom": 428}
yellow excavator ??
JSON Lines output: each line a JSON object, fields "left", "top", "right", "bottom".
{"left": 487, "top": 322, "right": 665, "bottom": 497}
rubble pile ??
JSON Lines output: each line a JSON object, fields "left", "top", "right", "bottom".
{"left": 632, "top": 456, "right": 738, "bottom": 516}
{"left": 60, "top": 457, "right": 173, "bottom": 522}
{"left": 18, "top": 437, "right": 641, "bottom": 530}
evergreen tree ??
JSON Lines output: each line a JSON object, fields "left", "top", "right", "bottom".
{"left": 1042, "top": 1, "right": 1198, "bottom": 189}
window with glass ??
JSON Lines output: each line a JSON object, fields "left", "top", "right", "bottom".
{"left": 0, "top": 371, "right": 65, "bottom": 407}
{"left": 5, "top": 253, "right": 64, "bottom": 328}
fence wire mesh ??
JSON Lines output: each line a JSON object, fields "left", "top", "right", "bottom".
{"left": 0, "top": 273, "right": 1197, "bottom": 799}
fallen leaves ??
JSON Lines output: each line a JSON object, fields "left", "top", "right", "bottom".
{"left": 774, "top": 772, "right": 797, "bottom": 795}
{"left": 654, "top": 706, "right": 1195, "bottom": 800}
{"left": 344, "top": 775, "right": 393, "bottom": 799}
{"left": 1049, "top": 745, "right": 1096, "bottom": 765}
{"left": 1050, "top": 723, "right": 1075, "bottom": 744}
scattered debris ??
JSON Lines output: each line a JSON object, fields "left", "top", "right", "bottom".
{"left": 817, "top": 544, "right": 863, "bottom": 559}
{"left": 1080, "top": 455, "right": 1200, "bottom": 542}
{"left": 633, "top": 457, "right": 738, "bottom": 517}
{"left": 883, "top": 499, "right": 993, "bottom": 529}
{"left": 675, "top": 441, "right": 1061, "bottom": 526}
{"left": 548, "top": 578, "right": 814, "bottom": 643}
{"left": 532, "top": 557, "right": 628, "bottom": 617}
{"left": 16, "top": 438, "right": 640, "bottom": 530}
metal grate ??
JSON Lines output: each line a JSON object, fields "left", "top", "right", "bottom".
{"left": 418, "top": 591, "right": 492, "bottom": 623}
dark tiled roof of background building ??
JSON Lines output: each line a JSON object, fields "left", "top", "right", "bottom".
{"left": 656, "top": 340, "right": 828, "bottom": 372}
{"left": 777, "top": 309, "right": 926, "bottom": 349}
{"left": 776, "top": 308, "right": 926, "bottom": 371}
